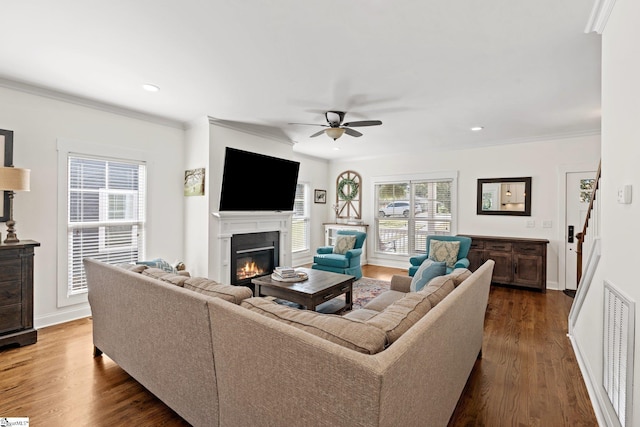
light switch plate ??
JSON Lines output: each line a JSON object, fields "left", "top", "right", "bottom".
{"left": 542, "top": 220, "right": 552, "bottom": 228}
{"left": 526, "top": 220, "right": 535, "bottom": 228}
{"left": 617, "top": 185, "right": 632, "bottom": 204}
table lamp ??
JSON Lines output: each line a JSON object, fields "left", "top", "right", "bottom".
{"left": 0, "top": 166, "right": 30, "bottom": 243}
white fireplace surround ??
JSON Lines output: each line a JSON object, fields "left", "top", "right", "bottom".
{"left": 211, "top": 211, "right": 293, "bottom": 285}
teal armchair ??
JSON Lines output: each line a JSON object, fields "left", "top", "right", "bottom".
{"left": 312, "top": 230, "right": 367, "bottom": 279}
{"left": 409, "top": 235, "right": 472, "bottom": 276}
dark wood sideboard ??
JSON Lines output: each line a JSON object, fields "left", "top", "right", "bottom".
{"left": 461, "top": 235, "right": 549, "bottom": 292}
{"left": 0, "top": 240, "right": 40, "bottom": 348}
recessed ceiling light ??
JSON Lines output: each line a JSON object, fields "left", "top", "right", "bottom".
{"left": 142, "top": 83, "right": 160, "bottom": 92}
{"left": 470, "top": 126, "right": 484, "bottom": 131}
{"left": 333, "top": 147, "right": 341, "bottom": 151}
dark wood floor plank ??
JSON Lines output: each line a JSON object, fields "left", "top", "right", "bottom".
{"left": 0, "top": 266, "right": 596, "bottom": 426}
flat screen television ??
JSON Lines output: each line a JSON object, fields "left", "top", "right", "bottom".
{"left": 219, "top": 147, "right": 300, "bottom": 211}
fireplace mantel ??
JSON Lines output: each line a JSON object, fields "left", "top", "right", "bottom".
{"left": 211, "top": 211, "right": 293, "bottom": 284}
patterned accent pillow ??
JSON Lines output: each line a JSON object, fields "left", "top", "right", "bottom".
{"left": 428, "top": 240, "right": 460, "bottom": 269}
{"left": 333, "top": 235, "right": 357, "bottom": 255}
{"left": 136, "top": 258, "right": 176, "bottom": 273}
{"left": 410, "top": 259, "right": 447, "bottom": 292}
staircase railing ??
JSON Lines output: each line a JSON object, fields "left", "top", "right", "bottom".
{"left": 575, "top": 160, "right": 601, "bottom": 286}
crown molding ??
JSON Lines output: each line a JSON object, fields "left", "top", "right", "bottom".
{"left": 585, "top": 0, "right": 616, "bottom": 34}
{"left": 208, "top": 116, "right": 294, "bottom": 146}
{"left": 0, "top": 76, "right": 185, "bottom": 130}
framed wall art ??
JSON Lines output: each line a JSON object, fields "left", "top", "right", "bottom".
{"left": 314, "top": 189, "right": 327, "bottom": 204}
{"left": 184, "top": 168, "right": 205, "bottom": 196}
{"left": 0, "top": 129, "right": 14, "bottom": 222}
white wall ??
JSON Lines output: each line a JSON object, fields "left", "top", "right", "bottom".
{"left": 328, "top": 134, "right": 601, "bottom": 289}
{"left": 184, "top": 117, "right": 211, "bottom": 277}
{"left": 572, "top": 1, "right": 640, "bottom": 425}
{"left": 292, "top": 152, "right": 330, "bottom": 267}
{"left": 0, "top": 86, "right": 185, "bottom": 328}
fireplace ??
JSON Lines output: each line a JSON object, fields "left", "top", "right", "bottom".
{"left": 231, "top": 231, "right": 279, "bottom": 287}
{"left": 210, "top": 211, "right": 293, "bottom": 285}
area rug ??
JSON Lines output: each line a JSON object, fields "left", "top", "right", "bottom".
{"left": 351, "top": 277, "right": 391, "bottom": 310}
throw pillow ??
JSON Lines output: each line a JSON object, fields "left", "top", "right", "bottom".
{"left": 410, "top": 259, "right": 447, "bottom": 292}
{"left": 333, "top": 235, "right": 357, "bottom": 255}
{"left": 428, "top": 240, "right": 461, "bottom": 269}
{"left": 136, "top": 258, "right": 176, "bottom": 273}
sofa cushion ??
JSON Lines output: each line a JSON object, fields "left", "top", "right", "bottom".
{"left": 365, "top": 293, "right": 433, "bottom": 344}
{"left": 418, "top": 275, "right": 455, "bottom": 307}
{"left": 343, "top": 308, "right": 379, "bottom": 322}
{"left": 241, "top": 297, "right": 387, "bottom": 354}
{"left": 449, "top": 268, "right": 472, "bottom": 287}
{"left": 333, "top": 234, "right": 357, "bottom": 254}
{"left": 184, "top": 277, "right": 253, "bottom": 304}
{"left": 428, "top": 240, "right": 461, "bottom": 269}
{"left": 142, "top": 268, "right": 191, "bottom": 287}
{"left": 116, "top": 263, "right": 148, "bottom": 273}
{"left": 410, "top": 259, "right": 447, "bottom": 292}
{"left": 363, "top": 290, "right": 406, "bottom": 312}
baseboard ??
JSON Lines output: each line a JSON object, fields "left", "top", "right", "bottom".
{"left": 568, "top": 333, "right": 616, "bottom": 427}
{"left": 35, "top": 305, "right": 92, "bottom": 329}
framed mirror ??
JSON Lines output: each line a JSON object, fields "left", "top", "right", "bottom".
{"left": 477, "top": 177, "right": 531, "bottom": 216}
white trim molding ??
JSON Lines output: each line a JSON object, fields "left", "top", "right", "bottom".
{"left": 211, "top": 211, "right": 293, "bottom": 284}
{"left": 208, "top": 116, "right": 295, "bottom": 146}
{"left": 585, "top": 0, "right": 617, "bottom": 34}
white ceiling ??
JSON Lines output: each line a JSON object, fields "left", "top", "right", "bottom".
{"left": 0, "top": 1, "right": 601, "bottom": 160}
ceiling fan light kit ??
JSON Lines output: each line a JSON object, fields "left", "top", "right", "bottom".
{"left": 325, "top": 128, "right": 346, "bottom": 140}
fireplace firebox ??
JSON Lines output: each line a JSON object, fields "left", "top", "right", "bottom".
{"left": 230, "top": 231, "right": 279, "bottom": 288}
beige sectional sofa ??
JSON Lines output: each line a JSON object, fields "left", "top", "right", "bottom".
{"left": 84, "top": 257, "right": 494, "bottom": 427}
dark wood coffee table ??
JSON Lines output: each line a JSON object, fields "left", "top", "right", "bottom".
{"left": 251, "top": 267, "right": 354, "bottom": 314}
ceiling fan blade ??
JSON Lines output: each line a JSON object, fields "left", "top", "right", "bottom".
{"left": 344, "top": 128, "right": 363, "bottom": 137}
{"left": 342, "top": 120, "right": 382, "bottom": 127}
{"left": 309, "top": 129, "right": 326, "bottom": 138}
{"left": 288, "top": 122, "right": 327, "bottom": 127}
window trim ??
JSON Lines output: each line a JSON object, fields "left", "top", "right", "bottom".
{"left": 292, "top": 181, "right": 310, "bottom": 254}
{"left": 372, "top": 171, "right": 458, "bottom": 258}
{"left": 56, "top": 139, "right": 149, "bottom": 308}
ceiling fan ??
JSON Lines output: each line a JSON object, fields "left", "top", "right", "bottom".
{"left": 290, "top": 111, "right": 382, "bottom": 141}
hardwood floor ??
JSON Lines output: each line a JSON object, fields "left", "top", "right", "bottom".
{"left": 0, "top": 265, "right": 597, "bottom": 426}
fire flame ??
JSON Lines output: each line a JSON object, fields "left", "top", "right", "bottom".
{"left": 237, "top": 261, "right": 264, "bottom": 280}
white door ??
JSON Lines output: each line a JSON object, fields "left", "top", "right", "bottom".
{"left": 565, "top": 171, "right": 596, "bottom": 290}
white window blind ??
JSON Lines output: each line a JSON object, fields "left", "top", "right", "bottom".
{"left": 375, "top": 176, "right": 455, "bottom": 256}
{"left": 67, "top": 155, "right": 146, "bottom": 295}
{"left": 292, "top": 183, "right": 309, "bottom": 253}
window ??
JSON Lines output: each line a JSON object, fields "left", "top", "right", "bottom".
{"left": 58, "top": 141, "right": 147, "bottom": 307}
{"left": 375, "top": 173, "right": 456, "bottom": 256}
{"left": 67, "top": 155, "right": 146, "bottom": 295}
{"left": 291, "top": 182, "right": 309, "bottom": 253}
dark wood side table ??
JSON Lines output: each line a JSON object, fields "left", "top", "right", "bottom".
{"left": 0, "top": 240, "right": 40, "bottom": 348}
{"left": 461, "top": 235, "right": 548, "bottom": 292}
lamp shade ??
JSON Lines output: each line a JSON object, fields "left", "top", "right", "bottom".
{"left": 0, "top": 167, "right": 31, "bottom": 191}
{"left": 325, "top": 128, "right": 345, "bottom": 140}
